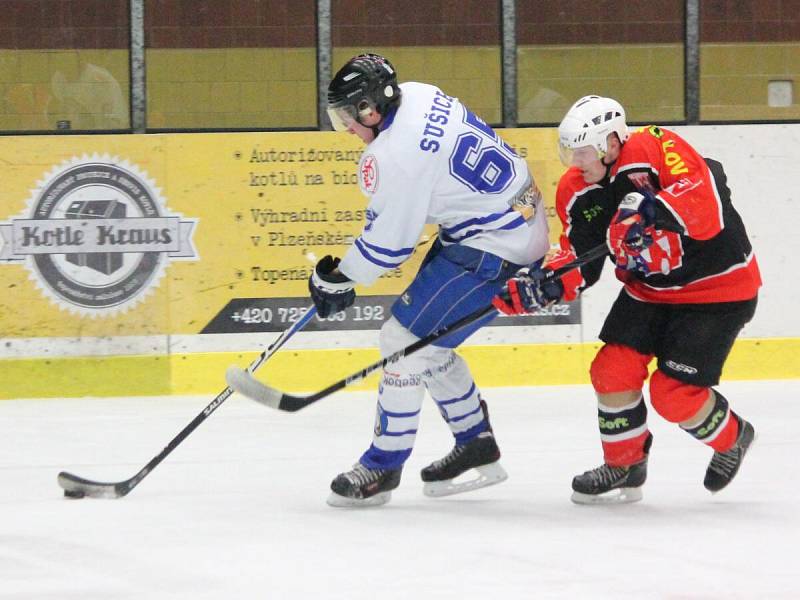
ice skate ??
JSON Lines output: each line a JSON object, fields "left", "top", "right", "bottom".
{"left": 704, "top": 416, "right": 755, "bottom": 493}
{"left": 327, "top": 463, "right": 402, "bottom": 508}
{"left": 421, "top": 430, "right": 508, "bottom": 497}
{"left": 571, "top": 434, "right": 652, "bottom": 504}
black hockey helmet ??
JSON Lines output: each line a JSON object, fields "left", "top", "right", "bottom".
{"left": 327, "top": 53, "right": 401, "bottom": 131}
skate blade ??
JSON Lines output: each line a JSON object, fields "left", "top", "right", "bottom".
{"left": 423, "top": 462, "right": 508, "bottom": 498}
{"left": 571, "top": 486, "right": 643, "bottom": 505}
{"left": 326, "top": 490, "right": 392, "bottom": 508}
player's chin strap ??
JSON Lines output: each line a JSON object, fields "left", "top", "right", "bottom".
{"left": 369, "top": 105, "right": 397, "bottom": 139}
{"left": 602, "top": 155, "right": 616, "bottom": 180}
{"left": 227, "top": 243, "right": 610, "bottom": 413}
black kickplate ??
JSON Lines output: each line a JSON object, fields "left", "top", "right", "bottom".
{"left": 201, "top": 296, "right": 580, "bottom": 333}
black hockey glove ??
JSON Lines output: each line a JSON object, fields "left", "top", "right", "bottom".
{"left": 309, "top": 255, "right": 356, "bottom": 318}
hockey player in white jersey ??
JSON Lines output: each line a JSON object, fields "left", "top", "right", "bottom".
{"left": 313, "top": 54, "right": 550, "bottom": 506}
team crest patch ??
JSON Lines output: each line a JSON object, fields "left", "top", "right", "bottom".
{"left": 359, "top": 154, "right": 379, "bottom": 194}
{"left": 0, "top": 154, "right": 198, "bottom": 317}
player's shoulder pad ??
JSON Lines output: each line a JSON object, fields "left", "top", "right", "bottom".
{"left": 616, "top": 126, "right": 664, "bottom": 172}
{"left": 622, "top": 126, "right": 654, "bottom": 148}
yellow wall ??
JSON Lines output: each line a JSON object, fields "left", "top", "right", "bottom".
{"left": 4, "top": 44, "right": 799, "bottom": 130}
{"left": 333, "top": 46, "right": 503, "bottom": 125}
{"left": 4, "top": 338, "right": 800, "bottom": 400}
{"left": 701, "top": 43, "right": 800, "bottom": 121}
{"left": 0, "top": 49, "right": 130, "bottom": 130}
{"left": 146, "top": 48, "right": 318, "bottom": 128}
{"left": 518, "top": 44, "right": 685, "bottom": 124}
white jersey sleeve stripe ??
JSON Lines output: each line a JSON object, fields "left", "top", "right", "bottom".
{"left": 441, "top": 213, "right": 526, "bottom": 243}
{"left": 358, "top": 237, "right": 415, "bottom": 257}
{"left": 353, "top": 238, "right": 406, "bottom": 268}
{"left": 443, "top": 207, "right": 518, "bottom": 235}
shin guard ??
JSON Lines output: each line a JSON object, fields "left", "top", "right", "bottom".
{"left": 425, "top": 353, "right": 487, "bottom": 445}
{"left": 599, "top": 395, "right": 651, "bottom": 467}
{"left": 681, "top": 390, "right": 740, "bottom": 452}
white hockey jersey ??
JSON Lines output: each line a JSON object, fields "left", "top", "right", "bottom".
{"left": 339, "top": 82, "right": 550, "bottom": 286}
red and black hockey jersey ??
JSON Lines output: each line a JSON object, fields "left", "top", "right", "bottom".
{"left": 554, "top": 167, "right": 617, "bottom": 295}
{"left": 554, "top": 126, "right": 761, "bottom": 304}
{"left": 609, "top": 126, "right": 761, "bottom": 303}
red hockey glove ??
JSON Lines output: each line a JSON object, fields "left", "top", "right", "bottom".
{"left": 607, "top": 192, "right": 657, "bottom": 273}
{"left": 493, "top": 267, "right": 563, "bottom": 315}
{"left": 608, "top": 192, "right": 683, "bottom": 275}
{"left": 543, "top": 248, "right": 582, "bottom": 301}
{"left": 492, "top": 248, "right": 582, "bottom": 316}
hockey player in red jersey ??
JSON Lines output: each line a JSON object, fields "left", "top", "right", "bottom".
{"left": 494, "top": 95, "right": 761, "bottom": 503}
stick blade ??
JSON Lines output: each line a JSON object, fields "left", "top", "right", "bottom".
{"left": 226, "top": 366, "right": 283, "bottom": 409}
{"left": 57, "top": 471, "right": 127, "bottom": 499}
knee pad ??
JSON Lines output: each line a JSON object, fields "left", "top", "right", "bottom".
{"left": 379, "top": 317, "right": 451, "bottom": 376}
{"left": 590, "top": 344, "right": 651, "bottom": 394}
{"left": 649, "top": 369, "right": 710, "bottom": 423}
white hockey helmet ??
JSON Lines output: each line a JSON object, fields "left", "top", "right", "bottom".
{"left": 558, "top": 95, "right": 629, "bottom": 167}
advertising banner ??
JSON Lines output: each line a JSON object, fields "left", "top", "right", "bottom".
{"left": 0, "top": 128, "right": 575, "bottom": 345}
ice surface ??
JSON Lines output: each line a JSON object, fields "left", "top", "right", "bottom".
{"left": 0, "top": 380, "right": 796, "bottom": 599}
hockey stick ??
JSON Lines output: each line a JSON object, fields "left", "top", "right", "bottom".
{"left": 57, "top": 307, "right": 317, "bottom": 499}
{"left": 226, "top": 243, "right": 610, "bottom": 413}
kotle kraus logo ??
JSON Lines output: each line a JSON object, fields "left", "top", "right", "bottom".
{"left": 0, "top": 155, "right": 198, "bottom": 316}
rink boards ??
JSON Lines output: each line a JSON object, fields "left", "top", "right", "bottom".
{"left": 1, "top": 125, "right": 798, "bottom": 398}
{"left": 2, "top": 338, "right": 800, "bottom": 399}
